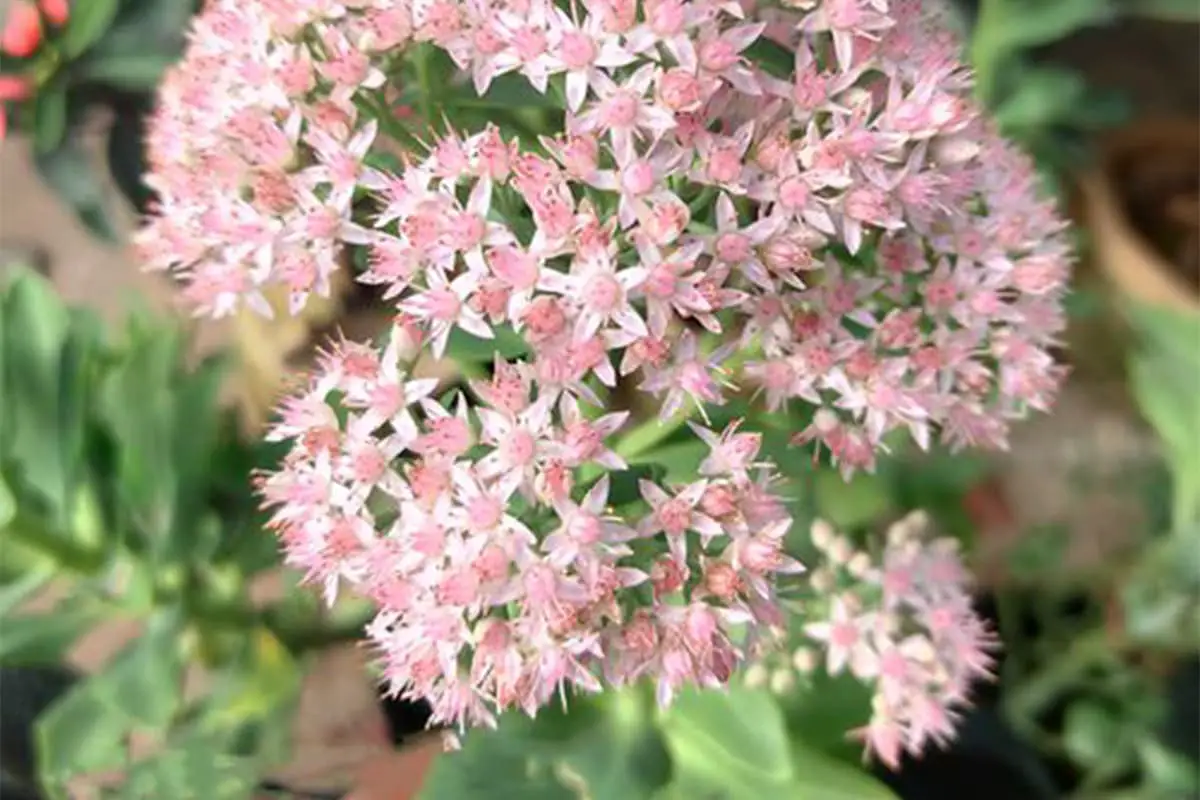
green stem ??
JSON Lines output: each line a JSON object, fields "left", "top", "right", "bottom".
{"left": 5, "top": 510, "right": 367, "bottom": 654}
{"left": 967, "top": 0, "right": 1005, "bottom": 108}
{"left": 414, "top": 44, "right": 435, "bottom": 128}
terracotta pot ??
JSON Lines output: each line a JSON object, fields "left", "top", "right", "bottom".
{"left": 346, "top": 734, "right": 444, "bottom": 800}
{"left": 1078, "top": 118, "right": 1200, "bottom": 312}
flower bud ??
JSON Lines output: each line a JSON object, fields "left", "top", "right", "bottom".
{"left": 2, "top": 2, "right": 41, "bottom": 58}
{"left": 792, "top": 646, "right": 817, "bottom": 673}
{"left": 743, "top": 662, "right": 769, "bottom": 689}
{"left": 810, "top": 519, "right": 835, "bottom": 551}
{"left": 38, "top": 0, "right": 70, "bottom": 27}
{"left": 809, "top": 567, "right": 835, "bottom": 593}
{"left": 847, "top": 552, "right": 873, "bottom": 579}
{"left": 769, "top": 667, "right": 795, "bottom": 695}
{"left": 827, "top": 536, "right": 854, "bottom": 565}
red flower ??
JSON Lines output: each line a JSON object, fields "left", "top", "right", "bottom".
{"left": 1, "top": 1, "right": 41, "bottom": 58}
{"left": 38, "top": 0, "right": 70, "bottom": 27}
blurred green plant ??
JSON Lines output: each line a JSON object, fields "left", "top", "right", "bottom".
{"left": 962, "top": 0, "right": 1199, "bottom": 183}
{"left": 418, "top": 670, "right": 895, "bottom": 800}
{"left": 0, "top": 0, "right": 198, "bottom": 239}
{"left": 0, "top": 266, "right": 370, "bottom": 798}
{"left": 994, "top": 302, "right": 1200, "bottom": 799}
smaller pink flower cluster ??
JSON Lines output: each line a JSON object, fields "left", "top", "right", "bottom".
{"left": 257, "top": 332, "right": 804, "bottom": 733}
{"left": 798, "top": 512, "right": 996, "bottom": 769}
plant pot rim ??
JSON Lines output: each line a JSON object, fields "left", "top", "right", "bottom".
{"left": 1077, "top": 117, "right": 1199, "bottom": 314}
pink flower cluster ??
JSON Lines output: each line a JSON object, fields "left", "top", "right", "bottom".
{"left": 139, "top": 0, "right": 1072, "bottom": 473}
{"left": 257, "top": 332, "right": 802, "bottom": 732}
{"left": 137, "top": 0, "right": 1070, "bottom": 744}
{"left": 800, "top": 512, "right": 997, "bottom": 769}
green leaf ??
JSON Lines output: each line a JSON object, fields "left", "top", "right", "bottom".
{"left": 789, "top": 741, "right": 899, "bottom": 800}
{"left": 79, "top": 52, "right": 177, "bottom": 90}
{"left": 781, "top": 672, "right": 873, "bottom": 765}
{"left": 542, "top": 688, "right": 671, "bottom": 800}
{"left": 1126, "top": 305, "right": 1200, "bottom": 527}
{"left": 658, "top": 687, "right": 895, "bottom": 800}
{"left": 1, "top": 270, "right": 72, "bottom": 510}
{"left": 202, "top": 628, "right": 301, "bottom": 730}
{"left": 1137, "top": 739, "right": 1200, "bottom": 795}
{"left": 36, "top": 684, "right": 129, "bottom": 788}
{"left": 0, "top": 568, "right": 53, "bottom": 617}
{"left": 33, "top": 88, "right": 68, "bottom": 154}
{"left": 445, "top": 325, "right": 530, "bottom": 364}
{"left": 994, "top": 69, "right": 1087, "bottom": 134}
{"left": 814, "top": 468, "right": 893, "bottom": 531}
{"left": 631, "top": 440, "right": 707, "bottom": 483}
{"left": 114, "top": 728, "right": 260, "bottom": 800}
{"left": 424, "top": 687, "right": 671, "bottom": 800}
{"left": 34, "top": 142, "right": 116, "bottom": 241}
{"left": 0, "top": 608, "right": 99, "bottom": 666}
{"left": 58, "top": 0, "right": 121, "bottom": 59}
{"left": 1063, "top": 702, "right": 1122, "bottom": 767}
{"left": 420, "top": 718, "right": 573, "bottom": 800}
{"left": 99, "top": 322, "right": 185, "bottom": 555}
{"left": 657, "top": 687, "right": 796, "bottom": 799}
{"left": 974, "top": 0, "right": 1116, "bottom": 57}
{"left": 36, "top": 611, "right": 188, "bottom": 791}
{"left": 0, "top": 474, "right": 14, "bottom": 528}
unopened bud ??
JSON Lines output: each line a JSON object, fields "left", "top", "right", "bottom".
{"left": 769, "top": 667, "right": 796, "bottom": 695}
{"left": 792, "top": 646, "right": 817, "bottom": 674}
{"left": 809, "top": 567, "right": 835, "bottom": 593}
{"left": 743, "top": 662, "right": 769, "bottom": 689}
{"left": 827, "top": 536, "right": 854, "bottom": 565}
{"left": 810, "top": 519, "right": 835, "bottom": 551}
{"left": 847, "top": 552, "right": 873, "bottom": 579}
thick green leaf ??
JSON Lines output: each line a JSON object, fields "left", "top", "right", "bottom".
{"left": 1126, "top": 305, "right": 1200, "bottom": 527}
{"left": 113, "top": 730, "right": 259, "bottom": 800}
{"left": 445, "top": 325, "right": 529, "bottom": 363}
{"left": 88, "top": 0, "right": 195, "bottom": 61}
{"left": 36, "top": 685, "right": 129, "bottom": 790}
{"left": 201, "top": 628, "right": 301, "bottom": 731}
{"left": 781, "top": 672, "right": 873, "bottom": 765}
{"left": 424, "top": 687, "right": 671, "bottom": 800}
{"left": 0, "top": 474, "right": 14, "bottom": 528}
{"left": 789, "top": 741, "right": 899, "bottom": 800}
{"left": 657, "top": 687, "right": 796, "bottom": 799}
{"left": 79, "top": 52, "right": 176, "bottom": 90}
{"left": 1062, "top": 702, "right": 1122, "bottom": 767}
{"left": 102, "top": 612, "right": 187, "bottom": 727}
{"left": 0, "top": 608, "right": 99, "bottom": 666}
{"left": 0, "top": 568, "right": 53, "bottom": 617}
{"left": 543, "top": 688, "right": 671, "bottom": 800}
{"left": 33, "top": 88, "right": 68, "bottom": 154}
{"left": 994, "top": 69, "right": 1086, "bottom": 133}
{"left": 814, "top": 468, "right": 893, "bottom": 531}
{"left": 973, "top": 0, "right": 1116, "bottom": 56}
{"left": 36, "top": 612, "right": 186, "bottom": 791}
{"left": 34, "top": 143, "right": 116, "bottom": 241}
{"left": 1, "top": 271, "right": 72, "bottom": 510}
{"left": 58, "top": 0, "right": 122, "bottom": 58}
{"left": 99, "top": 324, "right": 185, "bottom": 555}
{"left": 658, "top": 687, "right": 894, "bottom": 800}
{"left": 420, "top": 717, "right": 573, "bottom": 800}
{"left": 631, "top": 440, "right": 707, "bottom": 483}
